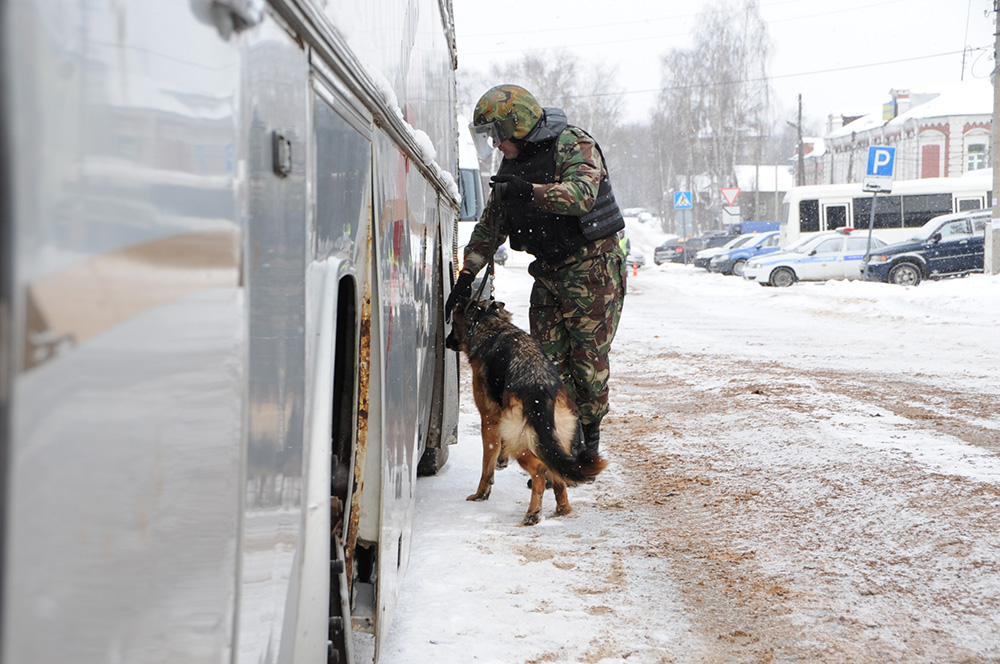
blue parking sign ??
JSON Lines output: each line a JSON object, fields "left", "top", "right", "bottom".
{"left": 866, "top": 146, "right": 896, "bottom": 177}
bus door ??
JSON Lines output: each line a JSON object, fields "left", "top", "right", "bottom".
{"left": 823, "top": 203, "right": 850, "bottom": 231}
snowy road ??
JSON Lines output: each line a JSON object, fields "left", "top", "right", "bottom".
{"left": 379, "top": 235, "right": 1000, "bottom": 664}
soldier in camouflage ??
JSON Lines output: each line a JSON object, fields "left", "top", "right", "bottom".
{"left": 446, "top": 84, "right": 627, "bottom": 455}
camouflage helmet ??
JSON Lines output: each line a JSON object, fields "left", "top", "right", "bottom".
{"left": 469, "top": 85, "right": 543, "bottom": 157}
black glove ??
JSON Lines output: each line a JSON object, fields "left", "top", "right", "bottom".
{"left": 490, "top": 174, "right": 533, "bottom": 202}
{"left": 445, "top": 270, "right": 475, "bottom": 322}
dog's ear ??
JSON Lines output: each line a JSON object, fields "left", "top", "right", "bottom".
{"left": 447, "top": 294, "right": 469, "bottom": 324}
{"left": 490, "top": 300, "right": 513, "bottom": 322}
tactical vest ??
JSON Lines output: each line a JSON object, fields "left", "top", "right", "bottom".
{"left": 497, "top": 129, "right": 624, "bottom": 263}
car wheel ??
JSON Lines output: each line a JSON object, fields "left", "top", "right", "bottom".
{"left": 732, "top": 259, "right": 747, "bottom": 277}
{"left": 769, "top": 267, "right": 796, "bottom": 288}
{"left": 888, "top": 262, "right": 921, "bottom": 286}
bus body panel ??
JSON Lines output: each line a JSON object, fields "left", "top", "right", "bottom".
{"left": 1, "top": 0, "right": 460, "bottom": 662}
{"left": 238, "top": 15, "right": 311, "bottom": 663}
{"left": 2, "top": 2, "right": 246, "bottom": 662}
{"left": 319, "top": 0, "right": 457, "bottom": 175}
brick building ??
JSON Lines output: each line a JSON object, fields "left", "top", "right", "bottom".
{"left": 799, "top": 79, "right": 992, "bottom": 186}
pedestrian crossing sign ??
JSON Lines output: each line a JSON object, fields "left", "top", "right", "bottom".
{"left": 674, "top": 191, "right": 692, "bottom": 209}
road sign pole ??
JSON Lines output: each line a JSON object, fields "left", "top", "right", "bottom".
{"left": 986, "top": 50, "right": 1000, "bottom": 277}
{"left": 864, "top": 190, "right": 878, "bottom": 266}
{"left": 862, "top": 145, "right": 895, "bottom": 278}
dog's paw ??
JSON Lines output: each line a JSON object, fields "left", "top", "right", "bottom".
{"left": 554, "top": 504, "right": 572, "bottom": 517}
{"left": 522, "top": 511, "right": 541, "bottom": 526}
{"left": 466, "top": 491, "right": 490, "bottom": 502}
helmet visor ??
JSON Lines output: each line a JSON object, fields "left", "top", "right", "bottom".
{"left": 469, "top": 122, "right": 497, "bottom": 160}
{"left": 469, "top": 114, "right": 518, "bottom": 160}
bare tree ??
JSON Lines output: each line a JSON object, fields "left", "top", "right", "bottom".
{"left": 459, "top": 51, "right": 624, "bottom": 139}
{"left": 653, "top": 0, "right": 772, "bottom": 231}
{"left": 458, "top": 51, "right": 629, "bottom": 195}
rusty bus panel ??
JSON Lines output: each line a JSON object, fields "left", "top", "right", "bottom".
{"left": 345, "top": 240, "right": 373, "bottom": 592}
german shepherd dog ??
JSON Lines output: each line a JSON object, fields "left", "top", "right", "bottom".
{"left": 446, "top": 298, "right": 608, "bottom": 525}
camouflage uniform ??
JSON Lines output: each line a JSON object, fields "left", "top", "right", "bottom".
{"left": 463, "top": 127, "right": 627, "bottom": 427}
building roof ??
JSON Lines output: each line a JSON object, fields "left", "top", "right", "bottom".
{"left": 827, "top": 79, "right": 992, "bottom": 140}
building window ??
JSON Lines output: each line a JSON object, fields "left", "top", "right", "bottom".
{"left": 967, "top": 142, "right": 988, "bottom": 171}
{"left": 922, "top": 144, "right": 941, "bottom": 178}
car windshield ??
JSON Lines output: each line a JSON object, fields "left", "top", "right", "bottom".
{"left": 719, "top": 235, "right": 748, "bottom": 249}
{"left": 782, "top": 235, "right": 823, "bottom": 254}
{"left": 730, "top": 234, "right": 759, "bottom": 249}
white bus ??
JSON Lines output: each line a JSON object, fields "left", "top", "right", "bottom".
{"left": 780, "top": 174, "right": 992, "bottom": 246}
{"left": 1, "top": 1, "right": 462, "bottom": 662}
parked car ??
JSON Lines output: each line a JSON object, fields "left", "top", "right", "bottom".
{"left": 693, "top": 233, "right": 761, "bottom": 269}
{"left": 626, "top": 252, "right": 646, "bottom": 269}
{"left": 708, "top": 231, "right": 781, "bottom": 276}
{"left": 494, "top": 245, "right": 508, "bottom": 266}
{"left": 862, "top": 209, "right": 990, "bottom": 286}
{"left": 654, "top": 237, "right": 684, "bottom": 264}
{"left": 681, "top": 230, "right": 738, "bottom": 264}
{"left": 742, "top": 229, "right": 888, "bottom": 287}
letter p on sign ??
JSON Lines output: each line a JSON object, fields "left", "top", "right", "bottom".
{"left": 866, "top": 146, "right": 896, "bottom": 178}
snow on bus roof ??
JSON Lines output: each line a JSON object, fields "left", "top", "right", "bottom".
{"left": 365, "top": 63, "right": 460, "bottom": 203}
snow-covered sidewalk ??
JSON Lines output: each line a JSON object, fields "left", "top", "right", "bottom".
{"left": 379, "top": 223, "right": 1000, "bottom": 664}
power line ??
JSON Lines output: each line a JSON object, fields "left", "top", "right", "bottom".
{"left": 459, "top": 0, "right": 908, "bottom": 53}
{"left": 461, "top": 0, "right": 905, "bottom": 40}
{"left": 566, "top": 46, "right": 992, "bottom": 99}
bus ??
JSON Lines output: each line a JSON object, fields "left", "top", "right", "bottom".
{"left": 0, "top": 1, "right": 461, "bottom": 662}
{"left": 780, "top": 174, "right": 992, "bottom": 247}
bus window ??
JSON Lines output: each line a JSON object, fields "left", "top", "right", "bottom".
{"left": 902, "top": 193, "right": 953, "bottom": 227}
{"left": 458, "top": 167, "right": 484, "bottom": 221}
{"left": 957, "top": 197, "right": 983, "bottom": 212}
{"left": 824, "top": 204, "right": 849, "bottom": 230}
{"left": 800, "top": 199, "right": 820, "bottom": 233}
{"left": 853, "top": 195, "right": 902, "bottom": 229}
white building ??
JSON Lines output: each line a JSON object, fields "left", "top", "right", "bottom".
{"left": 801, "top": 79, "right": 992, "bottom": 185}
{"left": 734, "top": 164, "right": 795, "bottom": 220}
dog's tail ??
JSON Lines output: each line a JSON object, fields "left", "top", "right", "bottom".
{"left": 506, "top": 390, "right": 607, "bottom": 485}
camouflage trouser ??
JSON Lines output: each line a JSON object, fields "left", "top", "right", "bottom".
{"left": 528, "top": 236, "right": 627, "bottom": 426}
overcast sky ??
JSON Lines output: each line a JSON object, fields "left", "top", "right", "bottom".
{"left": 453, "top": 0, "right": 995, "bottom": 130}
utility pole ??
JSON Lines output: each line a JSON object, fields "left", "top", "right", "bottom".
{"left": 990, "top": 1, "right": 1000, "bottom": 274}
{"left": 797, "top": 95, "right": 805, "bottom": 186}
{"left": 786, "top": 96, "right": 806, "bottom": 187}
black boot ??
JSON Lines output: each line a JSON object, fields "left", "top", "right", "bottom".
{"left": 582, "top": 421, "right": 601, "bottom": 456}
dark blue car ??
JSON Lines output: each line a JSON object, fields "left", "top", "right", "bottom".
{"left": 862, "top": 210, "right": 990, "bottom": 286}
{"left": 708, "top": 231, "right": 781, "bottom": 276}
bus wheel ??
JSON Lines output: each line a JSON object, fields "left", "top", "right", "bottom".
{"left": 889, "top": 262, "right": 921, "bottom": 286}
{"left": 770, "top": 267, "right": 796, "bottom": 288}
{"left": 732, "top": 259, "right": 747, "bottom": 277}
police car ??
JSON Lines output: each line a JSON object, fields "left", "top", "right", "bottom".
{"left": 742, "top": 228, "right": 888, "bottom": 287}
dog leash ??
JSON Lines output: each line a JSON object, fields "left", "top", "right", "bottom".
{"left": 464, "top": 201, "right": 500, "bottom": 317}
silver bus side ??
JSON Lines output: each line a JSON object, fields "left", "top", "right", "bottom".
{"left": 0, "top": 1, "right": 459, "bottom": 662}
